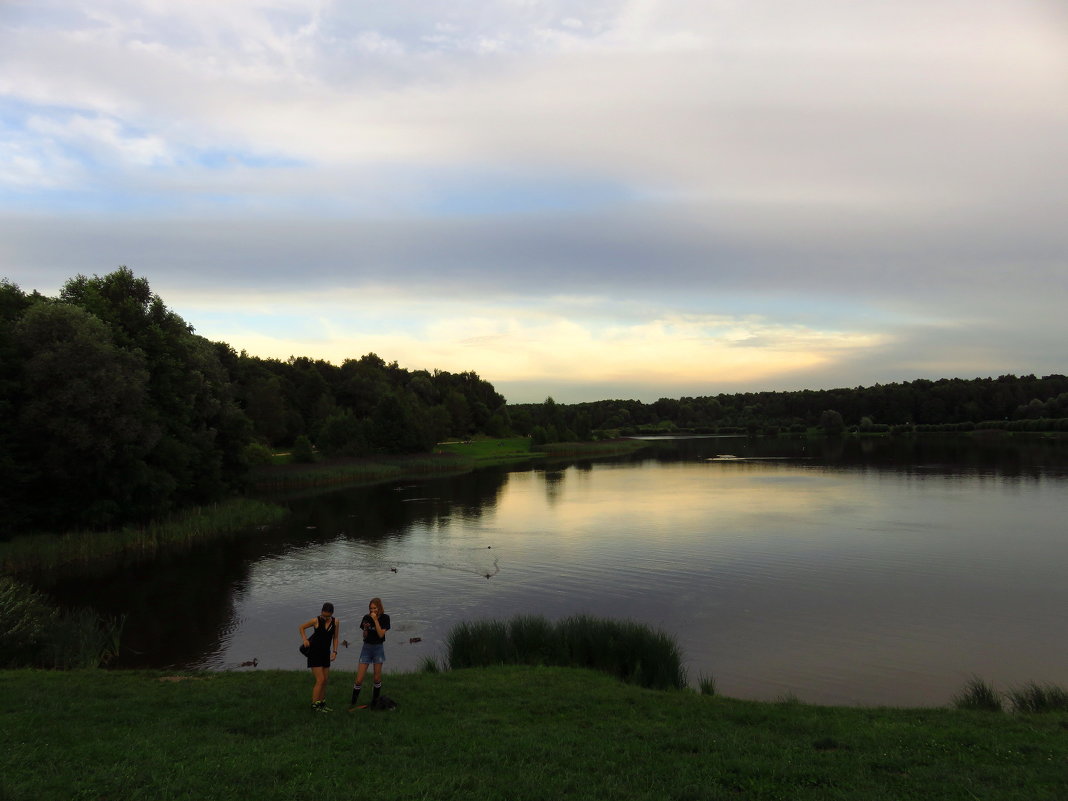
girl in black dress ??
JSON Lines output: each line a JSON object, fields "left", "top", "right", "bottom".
{"left": 299, "top": 602, "right": 339, "bottom": 712}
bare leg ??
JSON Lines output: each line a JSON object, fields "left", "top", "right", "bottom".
{"left": 311, "top": 667, "right": 328, "bottom": 703}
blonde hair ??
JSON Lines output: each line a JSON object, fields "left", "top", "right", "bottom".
{"left": 370, "top": 597, "right": 384, "bottom": 614}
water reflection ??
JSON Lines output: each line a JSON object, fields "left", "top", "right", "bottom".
{"left": 48, "top": 435, "right": 1068, "bottom": 706}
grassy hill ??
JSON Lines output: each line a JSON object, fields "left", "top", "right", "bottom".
{"left": 2, "top": 666, "right": 1065, "bottom": 800}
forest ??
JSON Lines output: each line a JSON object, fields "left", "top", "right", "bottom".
{"left": 2, "top": 267, "right": 1065, "bottom": 534}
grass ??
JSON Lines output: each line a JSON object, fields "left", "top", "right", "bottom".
{"left": 445, "top": 615, "right": 687, "bottom": 690}
{"left": 248, "top": 452, "right": 473, "bottom": 493}
{"left": 435, "top": 436, "right": 542, "bottom": 466}
{"left": 0, "top": 498, "right": 287, "bottom": 576}
{"left": 951, "top": 678, "right": 1068, "bottom": 714}
{"left": 254, "top": 437, "right": 651, "bottom": 495}
{"left": 0, "top": 578, "right": 124, "bottom": 669}
{"left": 952, "top": 677, "right": 1003, "bottom": 712}
{"left": 1, "top": 666, "right": 1066, "bottom": 801}
{"left": 698, "top": 672, "right": 718, "bottom": 696}
{"left": 1007, "top": 682, "right": 1068, "bottom": 714}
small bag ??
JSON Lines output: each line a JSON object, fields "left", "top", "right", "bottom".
{"left": 369, "top": 695, "right": 398, "bottom": 711}
{"left": 299, "top": 644, "right": 311, "bottom": 657}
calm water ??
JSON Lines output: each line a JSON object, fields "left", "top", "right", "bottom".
{"left": 51, "top": 435, "right": 1068, "bottom": 707}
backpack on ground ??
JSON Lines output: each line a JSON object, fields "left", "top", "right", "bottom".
{"left": 369, "top": 695, "right": 398, "bottom": 710}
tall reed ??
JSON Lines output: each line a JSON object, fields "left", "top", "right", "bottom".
{"left": 1007, "top": 682, "right": 1068, "bottom": 713}
{"left": 0, "top": 499, "right": 286, "bottom": 576}
{"left": 445, "top": 614, "right": 688, "bottom": 690}
{"left": 0, "top": 577, "right": 123, "bottom": 669}
{"left": 951, "top": 677, "right": 1003, "bottom": 712}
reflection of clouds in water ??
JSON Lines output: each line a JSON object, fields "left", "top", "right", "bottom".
{"left": 498, "top": 462, "right": 884, "bottom": 546}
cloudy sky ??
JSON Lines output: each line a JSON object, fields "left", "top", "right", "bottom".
{"left": 2, "top": 1, "right": 1066, "bottom": 403}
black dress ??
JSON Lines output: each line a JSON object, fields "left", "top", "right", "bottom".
{"left": 306, "top": 616, "right": 334, "bottom": 669}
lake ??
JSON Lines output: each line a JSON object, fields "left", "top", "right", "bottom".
{"left": 50, "top": 434, "right": 1068, "bottom": 707}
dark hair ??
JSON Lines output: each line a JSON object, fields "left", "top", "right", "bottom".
{"left": 321, "top": 602, "right": 334, "bottom": 614}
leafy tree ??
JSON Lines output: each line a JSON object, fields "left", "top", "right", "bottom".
{"left": 9, "top": 301, "right": 155, "bottom": 528}
{"left": 317, "top": 410, "right": 370, "bottom": 457}
{"left": 371, "top": 390, "right": 440, "bottom": 453}
{"left": 530, "top": 425, "right": 548, "bottom": 447}
{"left": 819, "top": 409, "right": 846, "bottom": 436}
{"left": 242, "top": 374, "right": 289, "bottom": 445}
{"left": 55, "top": 268, "right": 251, "bottom": 521}
{"left": 444, "top": 390, "right": 472, "bottom": 437}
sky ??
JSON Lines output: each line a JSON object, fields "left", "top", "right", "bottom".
{"left": 2, "top": 1, "right": 1067, "bottom": 404}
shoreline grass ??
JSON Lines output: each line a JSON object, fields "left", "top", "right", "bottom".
{"left": 253, "top": 437, "right": 651, "bottom": 495}
{"left": 1, "top": 666, "right": 1066, "bottom": 801}
{"left": 445, "top": 614, "right": 687, "bottom": 690}
{"left": 0, "top": 498, "right": 287, "bottom": 577}
{"left": 435, "top": 436, "right": 543, "bottom": 466}
{"left": 1, "top": 438, "right": 647, "bottom": 577}
{"left": 248, "top": 452, "right": 473, "bottom": 494}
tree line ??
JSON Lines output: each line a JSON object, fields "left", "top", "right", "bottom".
{"left": 510, "top": 375, "right": 1068, "bottom": 440}
{"left": 3, "top": 267, "right": 1064, "bottom": 533}
{"left": 0, "top": 269, "right": 505, "bottom": 534}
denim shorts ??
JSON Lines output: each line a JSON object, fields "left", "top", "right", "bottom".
{"left": 359, "top": 643, "right": 386, "bottom": 664}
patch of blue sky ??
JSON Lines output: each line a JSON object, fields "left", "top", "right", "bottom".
{"left": 0, "top": 97, "right": 80, "bottom": 130}
{"left": 190, "top": 150, "right": 306, "bottom": 171}
{"left": 181, "top": 308, "right": 332, "bottom": 341}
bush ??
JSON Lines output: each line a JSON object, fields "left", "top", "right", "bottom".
{"left": 243, "top": 442, "right": 274, "bottom": 466}
{"left": 952, "top": 677, "right": 1002, "bottom": 712}
{"left": 1007, "top": 682, "right": 1068, "bottom": 713}
{"left": 445, "top": 614, "right": 688, "bottom": 690}
{"left": 0, "top": 577, "right": 123, "bottom": 669}
{"left": 418, "top": 656, "right": 441, "bottom": 673}
{"left": 40, "top": 608, "right": 125, "bottom": 669}
{"left": 0, "top": 577, "right": 56, "bottom": 667}
{"left": 697, "top": 672, "right": 717, "bottom": 696}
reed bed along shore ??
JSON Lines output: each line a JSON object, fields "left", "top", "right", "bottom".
{"left": 0, "top": 498, "right": 286, "bottom": 576}
{"left": 0, "top": 577, "right": 123, "bottom": 669}
{"left": 444, "top": 614, "right": 688, "bottom": 690}
{"left": 1, "top": 439, "right": 646, "bottom": 578}
{"left": 2, "top": 667, "right": 1066, "bottom": 801}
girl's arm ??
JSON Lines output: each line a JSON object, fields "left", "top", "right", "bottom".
{"left": 298, "top": 618, "right": 316, "bottom": 645}
{"left": 331, "top": 621, "right": 340, "bottom": 661}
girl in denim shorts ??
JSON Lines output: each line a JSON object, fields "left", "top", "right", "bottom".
{"left": 349, "top": 597, "right": 390, "bottom": 709}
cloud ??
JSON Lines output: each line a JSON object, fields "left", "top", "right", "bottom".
{"left": 3, "top": 1, "right": 1067, "bottom": 402}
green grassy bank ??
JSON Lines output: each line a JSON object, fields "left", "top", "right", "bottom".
{"left": 257, "top": 436, "right": 649, "bottom": 492}
{"left": 2, "top": 666, "right": 1066, "bottom": 801}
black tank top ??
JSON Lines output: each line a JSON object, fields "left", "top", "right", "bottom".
{"left": 308, "top": 616, "right": 334, "bottom": 655}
